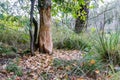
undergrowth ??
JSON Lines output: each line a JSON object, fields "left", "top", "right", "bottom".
{"left": 6, "top": 62, "right": 23, "bottom": 76}
{"left": 91, "top": 32, "right": 120, "bottom": 65}
{"left": 52, "top": 26, "right": 91, "bottom": 51}
{"left": 1, "top": 22, "right": 120, "bottom": 79}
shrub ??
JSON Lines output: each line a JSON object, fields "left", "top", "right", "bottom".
{"left": 0, "top": 28, "right": 29, "bottom": 44}
{"left": 0, "top": 14, "right": 30, "bottom": 49}
{"left": 52, "top": 26, "right": 91, "bottom": 51}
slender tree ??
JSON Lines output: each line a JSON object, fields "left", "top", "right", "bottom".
{"left": 29, "top": 0, "right": 36, "bottom": 55}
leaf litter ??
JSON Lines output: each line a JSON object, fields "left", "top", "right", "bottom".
{"left": 0, "top": 49, "right": 105, "bottom": 80}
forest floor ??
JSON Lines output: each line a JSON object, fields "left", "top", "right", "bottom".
{"left": 0, "top": 49, "right": 110, "bottom": 80}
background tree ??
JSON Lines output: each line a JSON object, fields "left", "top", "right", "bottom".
{"left": 52, "top": 0, "right": 90, "bottom": 33}
{"left": 75, "top": 0, "right": 89, "bottom": 33}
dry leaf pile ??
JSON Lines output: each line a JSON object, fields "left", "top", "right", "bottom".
{"left": 0, "top": 49, "right": 108, "bottom": 80}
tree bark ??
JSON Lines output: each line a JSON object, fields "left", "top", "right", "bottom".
{"left": 75, "top": 1, "right": 89, "bottom": 33}
{"left": 75, "top": 16, "right": 87, "bottom": 33}
{"left": 38, "top": 0, "right": 53, "bottom": 54}
{"left": 29, "top": 0, "right": 35, "bottom": 55}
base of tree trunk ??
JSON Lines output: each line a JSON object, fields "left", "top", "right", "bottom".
{"left": 39, "top": 29, "right": 53, "bottom": 54}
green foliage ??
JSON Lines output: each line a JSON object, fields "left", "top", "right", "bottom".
{"left": 91, "top": 32, "right": 120, "bottom": 65}
{"left": 0, "top": 43, "right": 18, "bottom": 57}
{"left": 110, "top": 71, "right": 120, "bottom": 80}
{"left": 52, "top": 26, "right": 91, "bottom": 51}
{"left": 53, "top": 30, "right": 120, "bottom": 77}
{"left": 76, "top": 53, "right": 103, "bottom": 76}
{"left": 53, "top": 57, "right": 102, "bottom": 76}
{"left": 0, "top": 14, "right": 29, "bottom": 29}
{"left": 0, "top": 28, "right": 29, "bottom": 45}
{"left": 0, "top": 44, "right": 12, "bottom": 54}
{"left": 40, "top": 72, "right": 53, "bottom": 80}
{"left": 57, "top": 36, "right": 89, "bottom": 50}
{"left": 6, "top": 62, "right": 23, "bottom": 76}
{"left": 53, "top": 58, "right": 73, "bottom": 68}
{"left": 0, "top": 14, "right": 29, "bottom": 49}
{"left": 52, "top": 0, "right": 89, "bottom": 19}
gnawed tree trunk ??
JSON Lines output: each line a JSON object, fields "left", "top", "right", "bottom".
{"left": 38, "top": 0, "right": 53, "bottom": 54}
{"left": 75, "top": 0, "right": 89, "bottom": 33}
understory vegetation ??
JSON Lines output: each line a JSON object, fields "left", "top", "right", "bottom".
{"left": 1, "top": 23, "right": 120, "bottom": 79}
{"left": 1, "top": 0, "right": 120, "bottom": 79}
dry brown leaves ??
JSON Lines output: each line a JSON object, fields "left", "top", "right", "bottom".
{"left": 0, "top": 49, "right": 108, "bottom": 80}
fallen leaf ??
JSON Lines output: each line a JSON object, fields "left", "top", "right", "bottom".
{"left": 77, "top": 77, "right": 85, "bottom": 80}
{"left": 90, "top": 59, "right": 96, "bottom": 65}
{"left": 95, "top": 70, "right": 100, "bottom": 74}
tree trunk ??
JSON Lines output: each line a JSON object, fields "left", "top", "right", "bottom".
{"left": 38, "top": 0, "right": 53, "bottom": 54}
{"left": 75, "top": 16, "right": 86, "bottom": 33}
{"left": 75, "top": 1, "right": 89, "bottom": 33}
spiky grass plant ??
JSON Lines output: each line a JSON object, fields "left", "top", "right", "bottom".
{"left": 92, "top": 32, "right": 120, "bottom": 65}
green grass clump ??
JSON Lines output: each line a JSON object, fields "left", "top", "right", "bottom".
{"left": 0, "top": 45, "right": 12, "bottom": 54}
{"left": 0, "top": 43, "right": 18, "bottom": 56}
{"left": 91, "top": 32, "right": 120, "bottom": 65}
{"left": 110, "top": 71, "right": 120, "bottom": 80}
{"left": 6, "top": 62, "right": 23, "bottom": 76}
{"left": 53, "top": 57, "right": 102, "bottom": 77}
